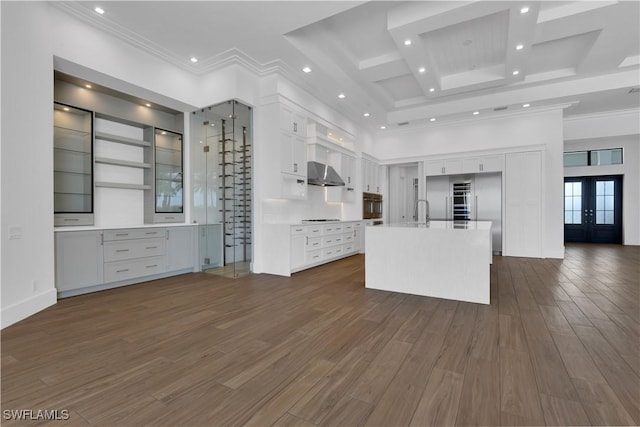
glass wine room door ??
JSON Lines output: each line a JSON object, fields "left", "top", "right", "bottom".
{"left": 191, "top": 101, "right": 252, "bottom": 278}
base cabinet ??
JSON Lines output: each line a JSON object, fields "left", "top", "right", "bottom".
{"left": 55, "top": 231, "right": 104, "bottom": 292}
{"left": 55, "top": 225, "right": 196, "bottom": 297}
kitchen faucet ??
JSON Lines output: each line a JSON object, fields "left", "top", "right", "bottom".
{"left": 414, "top": 199, "right": 430, "bottom": 223}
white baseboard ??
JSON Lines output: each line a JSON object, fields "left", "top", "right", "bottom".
{"left": 1, "top": 289, "right": 57, "bottom": 329}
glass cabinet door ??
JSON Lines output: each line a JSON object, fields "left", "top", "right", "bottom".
{"left": 154, "top": 129, "right": 184, "bottom": 219}
{"left": 53, "top": 103, "right": 94, "bottom": 226}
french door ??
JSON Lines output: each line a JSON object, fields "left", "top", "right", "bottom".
{"left": 564, "top": 175, "right": 622, "bottom": 243}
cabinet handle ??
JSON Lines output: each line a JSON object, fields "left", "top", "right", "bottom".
{"left": 146, "top": 232, "right": 158, "bottom": 235}
{"left": 146, "top": 264, "right": 158, "bottom": 268}
{"left": 306, "top": 236, "right": 309, "bottom": 245}
{"left": 100, "top": 234, "right": 104, "bottom": 245}
{"left": 293, "top": 163, "right": 298, "bottom": 173}
{"left": 116, "top": 269, "right": 129, "bottom": 273}
{"left": 116, "top": 233, "right": 129, "bottom": 237}
{"left": 348, "top": 177, "right": 351, "bottom": 184}
{"left": 166, "top": 230, "right": 170, "bottom": 240}
{"left": 63, "top": 218, "right": 79, "bottom": 222}
{"left": 293, "top": 122, "right": 297, "bottom": 132}
{"left": 116, "top": 249, "right": 129, "bottom": 253}
{"left": 442, "top": 167, "right": 445, "bottom": 174}
{"left": 146, "top": 246, "right": 157, "bottom": 250}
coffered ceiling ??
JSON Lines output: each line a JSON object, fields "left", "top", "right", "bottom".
{"left": 54, "top": 1, "right": 640, "bottom": 131}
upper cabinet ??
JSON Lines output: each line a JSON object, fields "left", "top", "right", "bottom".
{"left": 54, "top": 103, "right": 94, "bottom": 226}
{"left": 362, "top": 157, "right": 382, "bottom": 194}
{"left": 150, "top": 129, "right": 184, "bottom": 223}
{"left": 326, "top": 152, "right": 357, "bottom": 203}
{"left": 425, "top": 154, "right": 504, "bottom": 176}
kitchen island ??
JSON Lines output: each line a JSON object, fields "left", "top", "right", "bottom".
{"left": 365, "top": 221, "right": 492, "bottom": 304}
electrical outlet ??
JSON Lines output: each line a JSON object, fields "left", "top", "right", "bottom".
{"left": 8, "top": 226, "right": 22, "bottom": 240}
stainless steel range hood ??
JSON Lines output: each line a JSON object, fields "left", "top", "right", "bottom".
{"left": 307, "top": 161, "right": 345, "bottom": 187}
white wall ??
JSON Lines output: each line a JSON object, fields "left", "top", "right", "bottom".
{"left": 1, "top": 2, "right": 57, "bottom": 327}
{"left": 564, "top": 109, "right": 640, "bottom": 245}
{"left": 374, "top": 109, "right": 566, "bottom": 258}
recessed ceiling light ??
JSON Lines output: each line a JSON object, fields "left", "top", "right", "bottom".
{"left": 190, "top": 57, "right": 198, "bottom": 63}
{"left": 302, "top": 66, "right": 312, "bottom": 73}
{"left": 210, "top": 123, "right": 215, "bottom": 127}
{"left": 523, "top": 103, "right": 531, "bottom": 108}
{"left": 473, "top": 111, "right": 480, "bottom": 115}
{"left": 363, "top": 112, "right": 370, "bottom": 117}
{"left": 145, "top": 103, "right": 151, "bottom": 107}
{"left": 512, "top": 70, "right": 520, "bottom": 75}
{"left": 85, "top": 84, "right": 92, "bottom": 89}
{"left": 404, "top": 39, "right": 412, "bottom": 46}
{"left": 161, "top": 131, "right": 167, "bottom": 135}
{"left": 94, "top": 6, "right": 105, "bottom": 14}
{"left": 520, "top": 6, "right": 529, "bottom": 14}
{"left": 418, "top": 67, "right": 426, "bottom": 74}
{"left": 429, "top": 88, "right": 435, "bottom": 92}
{"left": 430, "top": 117, "right": 436, "bottom": 122}
{"left": 338, "top": 93, "right": 346, "bottom": 99}
{"left": 516, "top": 44, "right": 524, "bottom": 51}
{"left": 339, "top": 137, "right": 343, "bottom": 141}
{"left": 328, "top": 132, "right": 333, "bottom": 136}
{"left": 380, "top": 125, "right": 386, "bottom": 130}
{"left": 63, "top": 107, "right": 70, "bottom": 111}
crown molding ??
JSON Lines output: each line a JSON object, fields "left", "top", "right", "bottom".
{"left": 563, "top": 108, "right": 640, "bottom": 123}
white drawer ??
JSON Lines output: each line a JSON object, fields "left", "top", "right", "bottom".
{"left": 104, "top": 238, "right": 165, "bottom": 262}
{"left": 344, "top": 244, "right": 354, "bottom": 253}
{"left": 306, "top": 249, "right": 322, "bottom": 264}
{"left": 354, "top": 222, "right": 363, "bottom": 228}
{"left": 322, "top": 224, "right": 343, "bottom": 235}
{"left": 104, "top": 228, "right": 165, "bottom": 241}
{"left": 291, "top": 225, "right": 307, "bottom": 235}
{"left": 343, "top": 223, "right": 354, "bottom": 232}
{"left": 343, "top": 233, "right": 354, "bottom": 243}
{"left": 322, "top": 247, "right": 339, "bottom": 259}
{"left": 322, "top": 235, "right": 341, "bottom": 247}
{"left": 104, "top": 256, "right": 165, "bottom": 283}
{"left": 308, "top": 226, "right": 322, "bottom": 236}
{"left": 307, "top": 237, "right": 322, "bottom": 251}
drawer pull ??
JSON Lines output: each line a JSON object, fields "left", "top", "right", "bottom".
{"left": 146, "top": 232, "right": 158, "bottom": 235}
{"left": 63, "top": 218, "right": 79, "bottom": 222}
{"left": 116, "top": 269, "right": 129, "bottom": 273}
{"left": 116, "top": 249, "right": 129, "bottom": 253}
{"left": 146, "top": 264, "right": 158, "bottom": 268}
{"left": 116, "top": 233, "right": 129, "bottom": 237}
{"left": 313, "top": 242, "right": 319, "bottom": 246}
{"left": 146, "top": 246, "right": 157, "bottom": 249}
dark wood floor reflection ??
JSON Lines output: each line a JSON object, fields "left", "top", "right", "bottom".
{"left": 2, "top": 244, "right": 639, "bottom": 426}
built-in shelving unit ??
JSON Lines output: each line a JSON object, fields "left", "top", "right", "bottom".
{"left": 53, "top": 72, "right": 185, "bottom": 226}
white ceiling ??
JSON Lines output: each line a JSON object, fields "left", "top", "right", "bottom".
{"left": 55, "top": 1, "right": 640, "bottom": 131}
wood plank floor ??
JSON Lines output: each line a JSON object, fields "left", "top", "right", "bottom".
{"left": 2, "top": 243, "right": 639, "bottom": 426}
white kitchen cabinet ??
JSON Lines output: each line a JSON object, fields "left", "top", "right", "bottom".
{"left": 354, "top": 222, "right": 364, "bottom": 252}
{"left": 166, "top": 226, "right": 196, "bottom": 271}
{"left": 425, "top": 175, "right": 451, "bottom": 220}
{"left": 504, "top": 151, "right": 542, "bottom": 257}
{"left": 362, "top": 158, "right": 382, "bottom": 193}
{"left": 280, "top": 133, "right": 306, "bottom": 177}
{"left": 425, "top": 159, "right": 463, "bottom": 176}
{"left": 462, "top": 154, "right": 504, "bottom": 174}
{"left": 280, "top": 104, "right": 306, "bottom": 136}
{"left": 55, "top": 230, "right": 103, "bottom": 292}
{"left": 291, "top": 235, "right": 306, "bottom": 270}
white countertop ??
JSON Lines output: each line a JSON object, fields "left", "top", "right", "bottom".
{"left": 382, "top": 220, "right": 492, "bottom": 230}
{"left": 54, "top": 223, "right": 200, "bottom": 232}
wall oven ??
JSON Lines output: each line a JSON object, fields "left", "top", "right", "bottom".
{"left": 363, "top": 192, "right": 382, "bottom": 219}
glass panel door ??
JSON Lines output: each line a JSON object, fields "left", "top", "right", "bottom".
{"left": 53, "top": 102, "right": 94, "bottom": 226}
{"left": 190, "top": 101, "right": 252, "bottom": 277}
{"left": 564, "top": 175, "right": 622, "bottom": 243}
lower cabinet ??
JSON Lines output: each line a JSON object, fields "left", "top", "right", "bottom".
{"left": 55, "top": 231, "right": 104, "bottom": 292}
{"left": 55, "top": 225, "right": 196, "bottom": 297}
{"left": 289, "top": 221, "right": 362, "bottom": 274}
